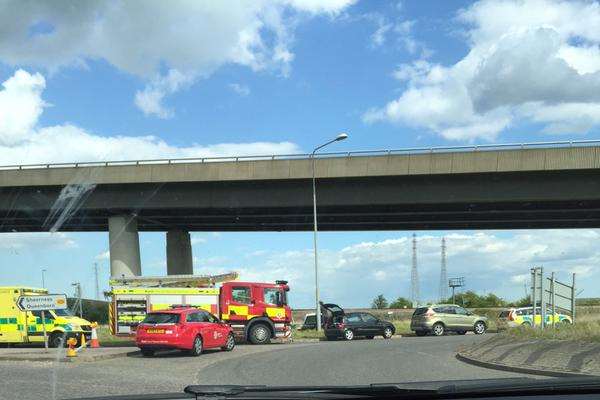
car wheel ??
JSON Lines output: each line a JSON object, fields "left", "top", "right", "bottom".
{"left": 221, "top": 333, "right": 235, "bottom": 352}
{"left": 562, "top": 319, "right": 572, "bottom": 324}
{"left": 474, "top": 321, "right": 486, "bottom": 335}
{"left": 49, "top": 332, "right": 66, "bottom": 348}
{"left": 415, "top": 330, "right": 427, "bottom": 337}
{"left": 141, "top": 348, "right": 155, "bottom": 357}
{"left": 189, "top": 336, "right": 203, "bottom": 356}
{"left": 383, "top": 327, "right": 393, "bottom": 339}
{"left": 343, "top": 329, "right": 354, "bottom": 341}
{"left": 521, "top": 321, "right": 532, "bottom": 327}
{"left": 456, "top": 331, "right": 467, "bottom": 335}
{"left": 248, "top": 323, "right": 271, "bottom": 344}
{"left": 432, "top": 323, "right": 445, "bottom": 336}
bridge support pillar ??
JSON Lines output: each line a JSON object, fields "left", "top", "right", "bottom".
{"left": 108, "top": 215, "right": 142, "bottom": 278}
{"left": 166, "top": 229, "right": 193, "bottom": 275}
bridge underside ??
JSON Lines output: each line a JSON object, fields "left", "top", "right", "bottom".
{"left": 2, "top": 170, "right": 600, "bottom": 232}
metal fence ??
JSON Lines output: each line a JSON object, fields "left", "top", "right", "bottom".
{"left": 2, "top": 139, "right": 600, "bottom": 171}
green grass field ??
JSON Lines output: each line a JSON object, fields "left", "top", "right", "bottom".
{"left": 501, "top": 318, "right": 600, "bottom": 343}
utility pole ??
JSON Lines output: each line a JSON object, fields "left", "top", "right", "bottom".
{"left": 411, "top": 233, "right": 420, "bottom": 307}
{"left": 41, "top": 268, "right": 47, "bottom": 288}
{"left": 94, "top": 262, "right": 100, "bottom": 300}
{"left": 71, "top": 282, "right": 83, "bottom": 317}
{"left": 439, "top": 237, "right": 448, "bottom": 302}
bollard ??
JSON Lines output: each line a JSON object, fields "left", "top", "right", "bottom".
{"left": 90, "top": 322, "right": 100, "bottom": 348}
{"left": 80, "top": 332, "right": 86, "bottom": 348}
{"left": 66, "top": 337, "right": 78, "bottom": 357}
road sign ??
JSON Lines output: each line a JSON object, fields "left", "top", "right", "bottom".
{"left": 16, "top": 294, "right": 67, "bottom": 311}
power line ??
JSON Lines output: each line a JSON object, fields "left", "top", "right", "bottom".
{"left": 439, "top": 237, "right": 448, "bottom": 302}
{"left": 411, "top": 233, "right": 420, "bottom": 307}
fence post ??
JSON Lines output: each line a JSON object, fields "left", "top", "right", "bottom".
{"left": 572, "top": 273, "right": 576, "bottom": 324}
{"left": 540, "top": 267, "right": 545, "bottom": 330}
{"left": 551, "top": 272, "right": 556, "bottom": 331}
{"left": 531, "top": 268, "right": 537, "bottom": 328}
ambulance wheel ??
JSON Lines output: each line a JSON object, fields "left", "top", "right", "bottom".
{"left": 140, "top": 348, "right": 155, "bottom": 357}
{"left": 189, "top": 336, "right": 203, "bottom": 356}
{"left": 248, "top": 323, "right": 271, "bottom": 344}
{"left": 49, "top": 332, "right": 66, "bottom": 348}
{"left": 221, "top": 333, "right": 235, "bottom": 351}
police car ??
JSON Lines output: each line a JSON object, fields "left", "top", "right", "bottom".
{"left": 497, "top": 307, "right": 572, "bottom": 329}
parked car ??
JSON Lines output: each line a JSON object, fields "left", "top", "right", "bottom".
{"left": 298, "top": 312, "right": 317, "bottom": 330}
{"left": 410, "top": 304, "right": 487, "bottom": 336}
{"left": 320, "top": 302, "right": 395, "bottom": 341}
{"left": 135, "top": 307, "right": 235, "bottom": 356}
{"left": 497, "top": 307, "right": 572, "bottom": 330}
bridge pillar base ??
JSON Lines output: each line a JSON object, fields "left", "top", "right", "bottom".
{"left": 108, "top": 215, "right": 142, "bottom": 278}
{"left": 166, "top": 230, "right": 193, "bottom": 275}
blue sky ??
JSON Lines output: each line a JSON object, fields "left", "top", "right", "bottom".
{"left": 1, "top": 0, "right": 600, "bottom": 308}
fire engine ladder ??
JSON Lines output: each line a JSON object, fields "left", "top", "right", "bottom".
{"left": 109, "top": 272, "right": 239, "bottom": 288}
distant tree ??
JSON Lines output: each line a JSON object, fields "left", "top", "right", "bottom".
{"left": 389, "top": 297, "right": 411, "bottom": 309}
{"left": 507, "top": 296, "right": 531, "bottom": 308}
{"left": 445, "top": 291, "right": 508, "bottom": 308}
{"left": 371, "top": 294, "right": 389, "bottom": 309}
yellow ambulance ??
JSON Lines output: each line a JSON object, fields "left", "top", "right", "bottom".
{"left": 0, "top": 287, "right": 93, "bottom": 347}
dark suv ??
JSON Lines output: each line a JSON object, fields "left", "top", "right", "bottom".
{"left": 320, "top": 302, "right": 395, "bottom": 341}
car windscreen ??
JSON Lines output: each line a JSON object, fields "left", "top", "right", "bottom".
{"left": 304, "top": 315, "right": 316, "bottom": 324}
{"left": 142, "top": 313, "right": 180, "bottom": 324}
{"left": 498, "top": 311, "right": 510, "bottom": 318}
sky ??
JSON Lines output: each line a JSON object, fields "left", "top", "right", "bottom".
{"left": 1, "top": 0, "right": 600, "bottom": 308}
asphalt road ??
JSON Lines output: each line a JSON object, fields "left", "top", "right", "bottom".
{"left": 0, "top": 334, "right": 538, "bottom": 400}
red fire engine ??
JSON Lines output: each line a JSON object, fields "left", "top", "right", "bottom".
{"left": 108, "top": 274, "right": 291, "bottom": 344}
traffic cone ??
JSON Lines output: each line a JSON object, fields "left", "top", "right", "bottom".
{"left": 80, "top": 332, "right": 86, "bottom": 348}
{"left": 66, "top": 337, "right": 77, "bottom": 357}
{"left": 90, "top": 323, "right": 100, "bottom": 348}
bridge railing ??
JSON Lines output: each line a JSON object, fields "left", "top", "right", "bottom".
{"left": 1, "top": 139, "right": 600, "bottom": 171}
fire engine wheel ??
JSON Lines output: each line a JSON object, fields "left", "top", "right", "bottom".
{"left": 189, "top": 336, "right": 203, "bottom": 356}
{"left": 249, "top": 324, "right": 271, "bottom": 344}
{"left": 222, "top": 333, "right": 235, "bottom": 352}
{"left": 49, "top": 332, "right": 66, "bottom": 348}
{"left": 343, "top": 329, "right": 354, "bottom": 341}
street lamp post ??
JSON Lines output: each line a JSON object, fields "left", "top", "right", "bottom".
{"left": 312, "top": 133, "right": 348, "bottom": 331}
{"left": 41, "top": 268, "right": 47, "bottom": 288}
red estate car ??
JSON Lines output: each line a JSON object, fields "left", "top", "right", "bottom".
{"left": 135, "top": 307, "right": 235, "bottom": 357}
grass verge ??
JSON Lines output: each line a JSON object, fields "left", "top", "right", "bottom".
{"left": 500, "top": 320, "right": 600, "bottom": 343}
{"left": 96, "top": 325, "right": 136, "bottom": 347}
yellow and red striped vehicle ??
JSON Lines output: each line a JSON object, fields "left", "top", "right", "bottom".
{"left": 109, "top": 277, "right": 291, "bottom": 344}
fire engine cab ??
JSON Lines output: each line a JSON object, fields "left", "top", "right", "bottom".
{"left": 108, "top": 273, "right": 291, "bottom": 344}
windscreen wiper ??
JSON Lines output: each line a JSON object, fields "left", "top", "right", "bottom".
{"left": 184, "top": 384, "right": 438, "bottom": 398}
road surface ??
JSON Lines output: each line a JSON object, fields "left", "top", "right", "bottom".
{"left": 0, "top": 335, "right": 539, "bottom": 399}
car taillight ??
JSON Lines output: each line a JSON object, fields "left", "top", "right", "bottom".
{"left": 334, "top": 322, "right": 345, "bottom": 329}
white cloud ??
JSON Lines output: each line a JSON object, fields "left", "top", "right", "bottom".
{"left": 0, "top": 1, "right": 354, "bottom": 117}
{"left": 225, "top": 229, "right": 600, "bottom": 308}
{"left": 134, "top": 69, "right": 195, "bottom": 118}
{"left": 364, "top": 0, "right": 600, "bottom": 141}
{"left": 0, "top": 69, "right": 45, "bottom": 145}
{"left": 228, "top": 83, "right": 251, "bottom": 96}
{"left": 95, "top": 250, "right": 110, "bottom": 261}
{"left": 190, "top": 235, "right": 207, "bottom": 246}
{"left": 0, "top": 70, "right": 301, "bottom": 165}
{"left": 0, "top": 232, "right": 75, "bottom": 252}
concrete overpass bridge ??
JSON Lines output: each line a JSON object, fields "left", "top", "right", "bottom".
{"left": 2, "top": 140, "right": 600, "bottom": 278}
